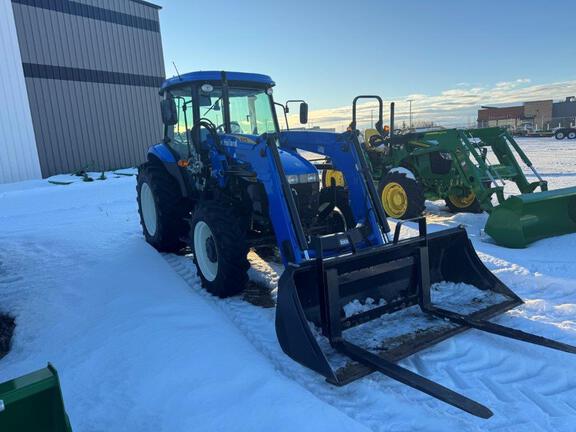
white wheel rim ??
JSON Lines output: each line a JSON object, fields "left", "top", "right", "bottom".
{"left": 140, "top": 182, "right": 157, "bottom": 236}
{"left": 194, "top": 221, "right": 218, "bottom": 282}
{"left": 557, "top": 132, "right": 565, "bottom": 139}
{"left": 569, "top": 132, "right": 576, "bottom": 139}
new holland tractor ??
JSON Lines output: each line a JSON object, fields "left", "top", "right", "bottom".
{"left": 323, "top": 103, "right": 576, "bottom": 248}
{"left": 137, "top": 72, "right": 576, "bottom": 418}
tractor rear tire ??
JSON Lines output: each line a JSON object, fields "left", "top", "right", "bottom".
{"left": 318, "top": 186, "right": 355, "bottom": 232}
{"left": 189, "top": 201, "right": 250, "bottom": 298}
{"left": 378, "top": 172, "right": 425, "bottom": 220}
{"left": 137, "top": 162, "right": 190, "bottom": 252}
{"left": 555, "top": 130, "right": 566, "bottom": 140}
{"left": 568, "top": 130, "right": 576, "bottom": 140}
{"left": 445, "top": 191, "right": 483, "bottom": 214}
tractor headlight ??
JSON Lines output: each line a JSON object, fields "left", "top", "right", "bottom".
{"left": 287, "top": 175, "right": 299, "bottom": 185}
{"left": 302, "top": 173, "right": 319, "bottom": 183}
{"left": 286, "top": 173, "right": 319, "bottom": 184}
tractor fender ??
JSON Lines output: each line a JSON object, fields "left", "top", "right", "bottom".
{"left": 147, "top": 143, "right": 190, "bottom": 197}
{"left": 388, "top": 166, "right": 416, "bottom": 181}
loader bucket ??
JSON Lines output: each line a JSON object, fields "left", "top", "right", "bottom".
{"left": 485, "top": 186, "right": 576, "bottom": 248}
{"left": 275, "top": 225, "right": 576, "bottom": 417}
{"left": 0, "top": 364, "right": 73, "bottom": 432}
{"left": 276, "top": 226, "right": 521, "bottom": 386}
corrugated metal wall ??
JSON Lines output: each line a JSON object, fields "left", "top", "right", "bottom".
{"left": 11, "top": 0, "right": 165, "bottom": 177}
{"left": 0, "top": 0, "right": 42, "bottom": 184}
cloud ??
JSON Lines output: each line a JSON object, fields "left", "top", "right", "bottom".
{"left": 295, "top": 78, "right": 576, "bottom": 130}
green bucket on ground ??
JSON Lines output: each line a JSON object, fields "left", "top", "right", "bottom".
{"left": 0, "top": 364, "right": 73, "bottom": 432}
{"left": 486, "top": 187, "right": 576, "bottom": 248}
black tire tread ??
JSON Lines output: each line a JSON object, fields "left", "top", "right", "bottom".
{"left": 319, "top": 186, "right": 355, "bottom": 229}
{"left": 190, "top": 201, "right": 250, "bottom": 298}
{"left": 378, "top": 171, "right": 425, "bottom": 220}
{"left": 445, "top": 193, "right": 483, "bottom": 214}
{"left": 136, "top": 162, "right": 189, "bottom": 252}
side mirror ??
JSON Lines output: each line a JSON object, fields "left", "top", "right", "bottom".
{"left": 160, "top": 98, "right": 178, "bottom": 125}
{"left": 299, "top": 102, "right": 308, "bottom": 124}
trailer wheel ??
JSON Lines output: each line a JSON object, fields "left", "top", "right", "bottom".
{"left": 190, "top": 201, "right": 249, "bottom": 298}
{"left": 378, "top": 172, "right": 425, "bottom": 219}
{"left": 445, "top": 190, "right": 482, "bottom": 214}
{"left": 321, "top": 169, "right": 345, "bottom": 188}
{"left": 137, "top": 162, "right": 190, "bottom": 252}
{"left": 555, "top": 130, "right": 566, "bottom": 140}
{"left": 568, "top": 130, "right": 576, "bottom": 140}
{"left": 318, "top": 186, "right": 355, "bottom": 232}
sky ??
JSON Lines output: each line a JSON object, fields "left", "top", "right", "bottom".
{"left": 153, "top": 0, "right": 576, "bottom": 130}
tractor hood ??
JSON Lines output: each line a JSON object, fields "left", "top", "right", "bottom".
{"left": 278, "top": 148, "right": 317, "bottom": 177}
{"left": 226, "top": 133, "right": 317, "bottom": 178}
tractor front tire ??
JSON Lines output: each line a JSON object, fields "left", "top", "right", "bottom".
{"left": 190, "top": 201, "right": 250, "bottom": 298}
{"left": 318, "top": 186, "right": 355, "bottom": 233}
{"left": 137, "top": 162, "right": 189, "bottom": 252}
{"left": 445, "top": 190, "right": 483, "bottom": 214}
{"left": 378, "top": 172, "right": 425, "bottom": 220}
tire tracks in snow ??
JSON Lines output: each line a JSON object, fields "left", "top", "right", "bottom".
{"left": 164, "top": 252, "right": 576, "bottom": 431}
{"left": 163, "top": 253, "right": 473, "bottom": 432}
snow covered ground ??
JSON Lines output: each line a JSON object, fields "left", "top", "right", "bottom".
{"left": 0, "top": 137, "right": 575, "bottom": 431}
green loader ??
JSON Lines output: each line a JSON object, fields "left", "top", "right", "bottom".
{"left": 0, "top": 364, "right": 73, "bottom": 431}
{"left": 323, "top": 104, "right": 576, "bottom": 248}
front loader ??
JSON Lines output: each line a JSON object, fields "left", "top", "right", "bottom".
{"left": 137, "top": 74, "right": 576, "bottom": 418}
{"left": 323, "top": 103, "right": 576, "bottom": 248}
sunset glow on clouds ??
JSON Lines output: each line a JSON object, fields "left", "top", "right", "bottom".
{"left": 296, "top": 79, "right": 576, "bottom": 131}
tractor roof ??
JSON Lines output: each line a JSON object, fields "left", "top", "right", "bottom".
{"left": 161, "top": 71, "right": 275, "bottom": 93}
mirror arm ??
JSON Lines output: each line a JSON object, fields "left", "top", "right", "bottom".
{"left": 274, "top": 102, "right": 289, "bottom": 130}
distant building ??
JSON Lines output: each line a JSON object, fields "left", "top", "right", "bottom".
{"left": 0, "top": 0, "right": 164, "bottom": 184}
{"left": 552, "top": 97, "right": 576, "bottom": 128}
{"left": 477, "top": 97, "right": 576, "bottom": 132}
{"left": 477, "top": 106, "right": 527, "bottom": 129}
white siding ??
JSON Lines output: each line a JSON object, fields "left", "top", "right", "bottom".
{"left": 0, "top": 0, "right": 41, "bottom": 183}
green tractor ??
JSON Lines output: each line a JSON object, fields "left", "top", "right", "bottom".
{"left": 323, "top": 103, "right": 576, "bottom": 248}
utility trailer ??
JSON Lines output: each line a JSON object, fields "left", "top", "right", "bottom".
{"left": 554, "top": 127, "right": 576, "bottom": 140}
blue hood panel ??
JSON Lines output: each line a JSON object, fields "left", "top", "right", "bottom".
{"left": 278, "top": 148, "right": 317, "bottom": 177}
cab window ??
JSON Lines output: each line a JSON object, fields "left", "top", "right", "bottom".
{"left": 228, "top": 88, "right": 276, "bottom": 135}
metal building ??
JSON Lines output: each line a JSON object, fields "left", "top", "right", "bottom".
{"left": 0, "top": 0, "right": 164, "bottom": 183}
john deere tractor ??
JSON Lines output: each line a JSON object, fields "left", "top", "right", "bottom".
{"left": 323, "top": 103, "right": 576, "bottom": 248}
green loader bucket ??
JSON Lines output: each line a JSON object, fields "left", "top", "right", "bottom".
{"left": 486, "top": 187, "right": 576, "bottom": 248}
{"left": 0, "top": 364, "right": 73, "bottom": 432}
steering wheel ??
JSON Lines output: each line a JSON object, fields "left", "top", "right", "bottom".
{"left": 216, "top": 121, "right": 243, "bottom": 134}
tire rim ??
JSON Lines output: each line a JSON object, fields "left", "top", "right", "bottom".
{"left": 323, "top": 170, "right": 345, "bottom": 187}
{"left": 557, "top": 132, "right": 565, "bottom": 139}
{"left": 140, "top": 182, "right": 157, "bottom": 236}
{"left": 381, "top": 182, "right": 408, "bottom": 218}
{"left": 568, "top": 132, "right": 576, "bottom": 139}
{"left": 194, "top": 221, "right": 218, "bottom": 282}
{"left": 449, "top": 190, "right": 476, "bottom": 208}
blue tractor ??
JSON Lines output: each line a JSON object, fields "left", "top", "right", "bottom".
{"left": 137, "top": 71, "right": 576, "bottom": 418}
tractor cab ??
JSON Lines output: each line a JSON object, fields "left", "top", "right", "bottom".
{"left": 158, "top": 71, "right": 308, "bottom": 163}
